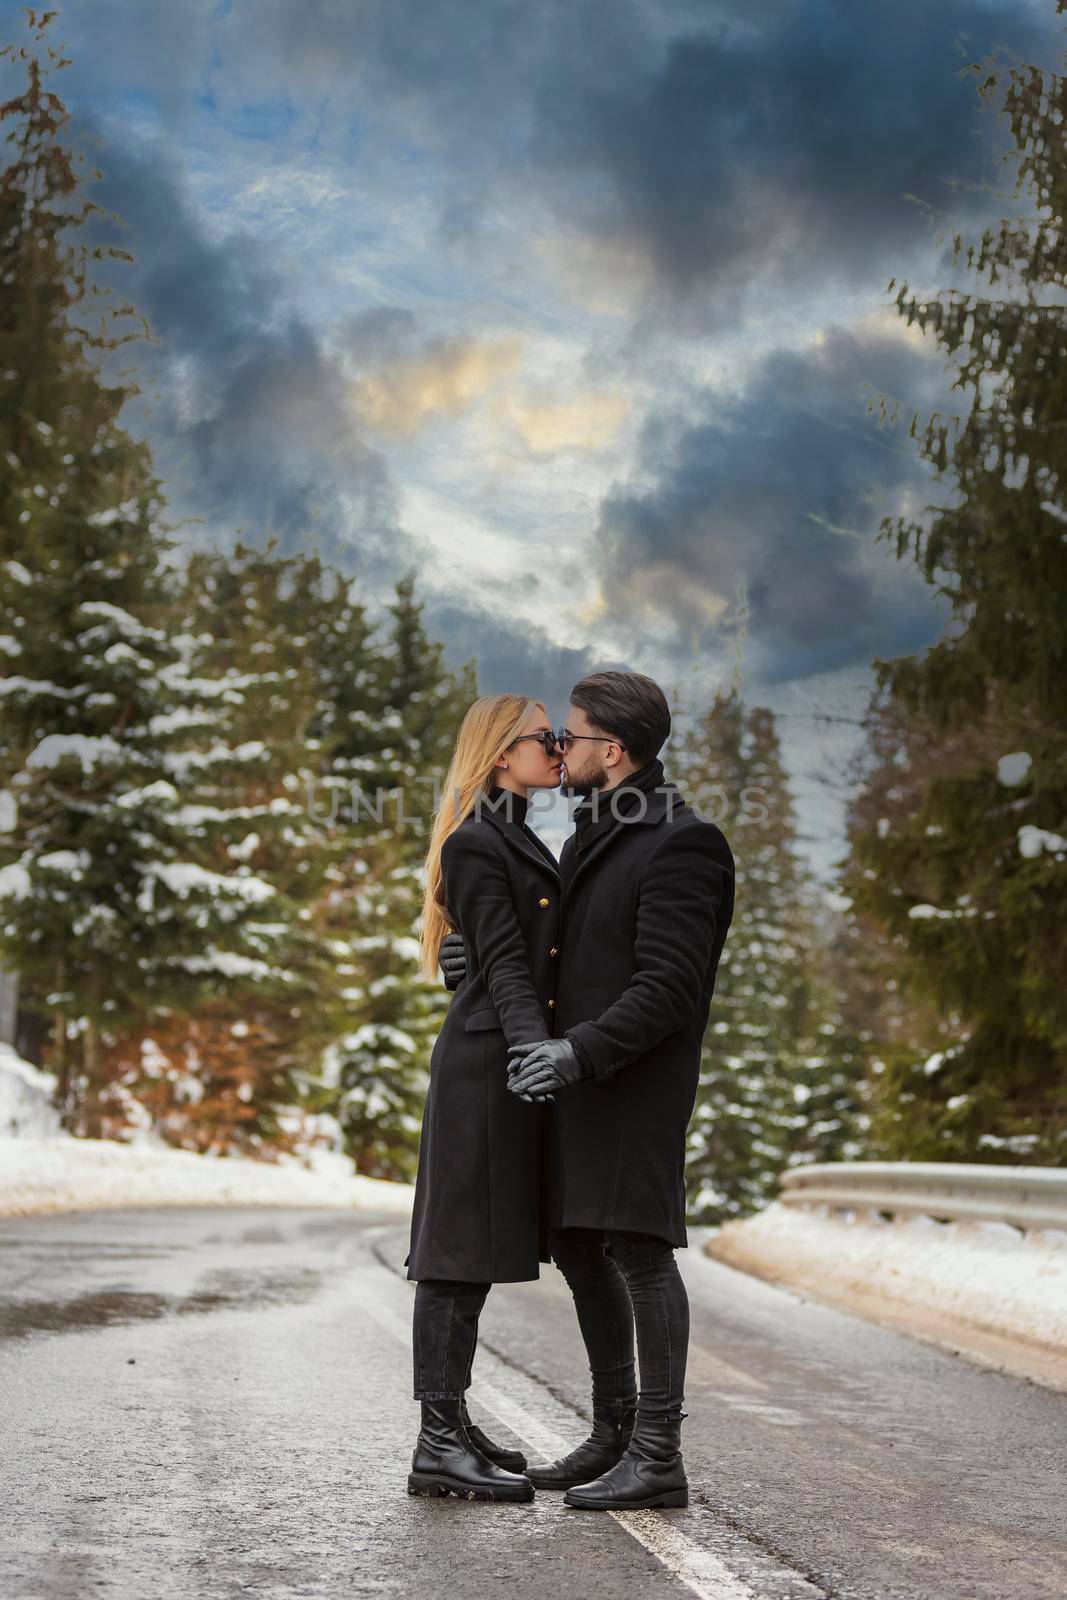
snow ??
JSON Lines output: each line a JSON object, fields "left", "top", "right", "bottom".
{"left": 166, "top": 948, "right": 295, "bottom": 981}
{"left": 339, "top": 1023, "right": 417, "bottom": 1054}
{"left": 0, "top": 675, "right": 81, "bottom": 701}
{"left": 227, "top": 832, "right": 261, "bottom": 861}
{"left": 1018, "top": 824, "right": 1067, "bottom": 860}
{"left": 147, "top": 707, "right": 216, "bottom": 735}
{"left": 997, "top": 751, "right": 1032, "bottom": 787}
{"left": 77, "top": 600, "right": 165, "bottom": 642}
{"left": 714, "top": 1200, "right": 1067, "bottom": 1352}
{"left": 0, "top": 1045, "right": 410, "bottom": 1224}
{"left": 908, "top": 902, "right": 976, "bottom": 920}
{"left": 26, "top": 732, "right": 124, "bottom": 769}
{"left": 0, "top": 1045, "right": 61, "bottom": 1138}
{"left": 86, "top": 499, "right": 140, "bottom": 529}
{"left": 175, "top": 799, "right": 301, "bottom": 827}
{"left": 0, "top": 862, "right": 31, "bottom": 901}
{"left": 0, "top": 1135, "right": 416, "bottom": 1219}
{"left": 37, "top": 849, "right": 91, "bottom": 876}
{"left": 922, "top": 1050, "right": 951, "bottom": 1077}
{"left": 162, "top": 740, "right": 269, "bottom": 777}
{"left": 115, "top": 779, "right": 179, "bottom": 809}
{"left": 144, "top": 862, "right": 275, "bottom": 903}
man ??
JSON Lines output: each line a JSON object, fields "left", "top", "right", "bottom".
{"left": 439, "top": 671, "right": 735, "bottom": 1510}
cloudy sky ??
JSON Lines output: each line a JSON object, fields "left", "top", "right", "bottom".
{"left": 7, "top": 0, "right": 1061, "bottom": 872}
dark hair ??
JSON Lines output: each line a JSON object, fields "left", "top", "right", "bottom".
{"left": 569, "top": 671, "right": 671, "bottom": 766}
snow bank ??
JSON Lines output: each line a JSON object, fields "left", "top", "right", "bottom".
{"left": 709, "top": 1201, "right": 1067, "bottom": 1354}
{"left": 0, "top": 1044, "right": 61, "bottom": 1139}
{"left": 0, "top": 1135, "right": 415, "bottom": 1219}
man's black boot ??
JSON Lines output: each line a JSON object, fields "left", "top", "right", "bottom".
{"left": 460, "top": 1394, "right": 528, "bottom": 1473}
{"left": 408, "top": 1397, "right": 535, "bottom": 1501}
{"left": 563, "top": 1409, "right": 688, "bottom": 1510}
{"left": 525, "top": 1399, "right": 637, "bottom": 1491}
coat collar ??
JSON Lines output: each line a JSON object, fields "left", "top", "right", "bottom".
{"left": 478, "top": 805, "right": 562, "bottom": 883}
{"left": 565, "top": 781, "right": 684, "bottom": 888}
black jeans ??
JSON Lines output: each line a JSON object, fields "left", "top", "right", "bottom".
{"left": 548, "top": 1226, "right": 689, "bottom": 1424}
{"left": 410, "top": 1229, "right": 690, "bottom": 1422}
{"left": 412, "top": 1278, "right": 491, "bottom": 1400}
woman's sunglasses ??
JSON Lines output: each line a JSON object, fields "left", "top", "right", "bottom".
{"left": 508, "top": 728, "right": 626, "bottom": 756}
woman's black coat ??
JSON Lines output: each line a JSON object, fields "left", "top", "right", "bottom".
{"left": 405, "top": 797, "right": 562, "bottom": 1283}
{"left": 550, "top": 783, "right": 735, "bottom": 1249}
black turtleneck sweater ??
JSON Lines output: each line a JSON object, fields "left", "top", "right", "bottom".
{"left": 486, "top": 781, "right": 530, "bottom": 826}
{"left": 486, "top": 782, "right": 561, "bottom": 872}
{"left": 569, "top": 756, "right": 666, "bottom": 866}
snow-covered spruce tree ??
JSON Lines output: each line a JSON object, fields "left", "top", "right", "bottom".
{"left": 675, "top": 691, "right": 864, "bottom": 1222}
{"left": 0, "top": 15, "right": 216, "bottom": 1131}
{"left": 318, "top": 572, "right": 474, "bottom": 1180}
{"left": 105, "top": 541, "right": 350, "bottom": 1156}
{"left": 0, "top": 23, "right": 317, "bottom": 1141}
{"left": 849, "top": 35, "right": 1067, "bottom": 1163}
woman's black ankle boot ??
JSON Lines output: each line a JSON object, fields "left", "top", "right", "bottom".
{"left": 524, "top": 1397, "right": 637, "bottom": 1490}
{"left": 460, "top": 1395, "right": 528, "bottom": 1472}
{"left": 563, "top": 1409, "right": 689, "bottom": 1510}
{"left": 408, "top": 1398, "right": 535, "bottom": 1501}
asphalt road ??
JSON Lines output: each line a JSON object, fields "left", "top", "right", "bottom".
{"left": 1, "top": 1208, "right": 1065, "bottom": 1600}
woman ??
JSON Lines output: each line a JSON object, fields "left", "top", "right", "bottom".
{"left": 405, "top": 693, "right": 564, "bottom": 1502}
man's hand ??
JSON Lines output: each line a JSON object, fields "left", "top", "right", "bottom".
{"left": 507, "top": 1038, "right": 589, "bottom": 1100}
{"left": 440, "top": 931, "right": 468, "bottom": 991}
{"left": 504, "top": 1038, "right": 558, "bottom": 1102}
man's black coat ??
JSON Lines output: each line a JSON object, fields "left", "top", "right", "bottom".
{"left": 404, "top": 798, "right": 561, "bottom": 1283}
{"left": 549, "top": 781, "right": 735, "bottom": 1248}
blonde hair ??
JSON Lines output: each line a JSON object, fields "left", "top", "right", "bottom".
{"left": 419, "top": 693, "right": 545, "bottom": 978}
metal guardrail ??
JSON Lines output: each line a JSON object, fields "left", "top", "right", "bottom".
{"left": 779, "top": 1161, "right": 1067, "bottom": 1235}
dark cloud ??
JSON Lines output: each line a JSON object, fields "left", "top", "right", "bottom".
{"left": 524, "top": 0, "right": 1055, "bottom": 315}
{"left": 199, "top": 0, "right": 1060, "bottom": 325}
{"left": 591, "top": 322, "right": 956, "bottom": 682}
{"left": 70, "top": 114, "right": 413, "bottom": 583}
{"left": 424, "top": 598, "right": 626, "bottom": 712}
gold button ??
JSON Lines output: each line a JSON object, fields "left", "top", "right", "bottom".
{"left": 538, "top": 897, "right": 551, "bottom": 908}
{"left": 549, "top": 946, "right": 559, "bottom": 958}
{"left": 547, "top": 998, "right": 556, "bottom": 1009}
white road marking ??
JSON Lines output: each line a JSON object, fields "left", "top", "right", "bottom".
{"left": 355, "top": 1228, "right": 820, "bottom": 1600}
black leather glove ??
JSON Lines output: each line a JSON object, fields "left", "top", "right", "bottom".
{"left": 440, "top": 931, "right": 468, "bottom": 991}
{"left": 506, "top": 1038, "right": 590, "bottom": 1100}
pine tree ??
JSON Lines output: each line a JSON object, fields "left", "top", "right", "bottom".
{"left": 320, "top": 572, "right": 474, "bottom": 1179}
{"left": 0, "top": 13, "right": 236, "bottom": 1131}
{"left": 850, "top": 27, "right": 1067, "bottom": 1162}
{"left": 675, "top": 692, "right": 864, "bottom": 1221}
{"left": 98, "top": 541, "right": 350, "bottom": 1155}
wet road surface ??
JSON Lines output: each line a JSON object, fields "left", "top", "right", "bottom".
{"left": 1, "top": 1208, "right": 1065, "bottom": 1599}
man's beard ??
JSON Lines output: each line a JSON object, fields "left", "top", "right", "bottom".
{"left": 562, "top": 759, "right": 609, "bottom": 798}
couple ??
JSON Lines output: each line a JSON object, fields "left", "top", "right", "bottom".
{"left": 404, "top": 670, "right": 735, "bottom": 1510}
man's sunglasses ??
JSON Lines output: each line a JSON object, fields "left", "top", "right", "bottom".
{"left": 509, "top": 727, "right": 626, "bottom": 756}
